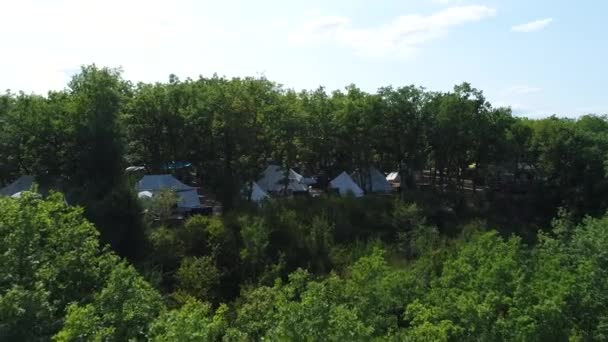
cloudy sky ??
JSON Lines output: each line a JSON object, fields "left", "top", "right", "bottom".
{"left": 1, "top": 0, "right": 606, "bottom": 117}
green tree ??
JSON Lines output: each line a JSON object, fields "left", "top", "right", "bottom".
{"left": 332, "top": 85, "right": 383, "bottom": 188}
{"left": 0, "top": 193, "right": 115, "bottom": 339}
{"left": 123, "top": 80, "right": 189, "bottom": 172}
{"left": 405, "top": 232, "right": 526, "bottom": 341}
{"left": 239, "top": 215, "right": 271, "bottom": 279}
{"left": 55, "top": 262, "right": 164, "bottom": 341}
{"left": 426, "top": 83, "right": 489, "bottom": 189}
{"left": 266, "top": 271, "right": 374, "bottom": 341}
{"left": 341, "top": 248, "right": 413, "bottom": 335}
{"left": 233, "top": 285, "right": 281, "bottom": 339}
{"left": 149, "top": 299, "right": 228, "bottom": 342}
{"left": 66, "top": 65, "right": 145, "bottom": 259}
{"left": 378, "top": 85, "right": 428, "bottom": 193}
{"left": 299, "top": 87, "right": 338, "bottom": 176}
{"left": 175, "top": 256, "right": 221, "bottom": 303}
{"left": 0, "top": 91, "right": 73, "bottom": 186}
{"left": 145, "top": 188, "right": 179, "bottom": 225}
{"left": 66, "top": 65, "right": 128, "bottom": 200}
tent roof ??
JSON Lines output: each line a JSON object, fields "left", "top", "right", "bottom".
{"left": 352, "top": 167, "right": 393, "bottom": 193}
{"left": 176, "top": 189, "right": 202, "bottom": 209}
{"left": 137, "top": 174, "right": 194, "bottom": 192}
{"left": 257, "top": 165, "right": 309, "bottom": 192}
{"left": 290, "top": 168, "right": 316, "bottom": 185}
{"left": 137, "top": 175, "right": 200, "bottom": 210}
{"left": 0, "top": 175, "right": 35, "bottom": 197}
{"left": 329, "top": 172, "right": 364, "bottom": 197}
{"left": 126, "top": 166, "right": 146, "bottom": 172}
{"left": 386, "top": 172, "right": 400, "bottom": 182}
{"left": 251, "top": 182, "right": 269, "bottom": 203}
{"left": 138, "top": 190, "right": 154, "bottom": 199}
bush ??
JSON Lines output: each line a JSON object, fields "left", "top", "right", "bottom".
{"left": 175, "top": 256, "right": 221, "bottom": 303}
{"left": 55, "top": 262, "right": 164, "bottom": 341}
{"left": 149, "top": 299, "right": 228, "bottom": 342}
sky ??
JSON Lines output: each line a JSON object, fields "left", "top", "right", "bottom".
{"left": 1, "top": 0, "right": 606, "bottom": 118}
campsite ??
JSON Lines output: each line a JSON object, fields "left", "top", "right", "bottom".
{"left": 2, "top": 62, "right": 608, "bottom": 340}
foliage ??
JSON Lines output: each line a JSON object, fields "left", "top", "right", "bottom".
{"left": 175, "top": 256, "right": 221, "bottom": 303}
{"left": 55, "top": 262, "right": 164, "bottom": 341}
{"left": 144, "top": 188, "right": 179, "bottom": 225}
{"left": 146, "top": 225, "right": 186, "bottom": 271}
{"left": 239, "top": 215, "right": 271, "bottom": 279}
{"left": 149, "top": 299, "right": 228, "bottom": 342}
{"left": 0, "top": 193, "right": 115, "bottom": 339}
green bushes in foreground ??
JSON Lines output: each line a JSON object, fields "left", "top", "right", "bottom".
{"left": 3, "top": 193, "right": 608, "bottom": 340}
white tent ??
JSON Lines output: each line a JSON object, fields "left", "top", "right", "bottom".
{"left": 0, "top": 175, "right": 35, "bottom": 197}
{"left": 386, "top": 172, "right": 400, "bottom": 183}
{"left": 137, "top": 175, "right": 201, "bottom": 210}
{"left": 137, "top": 174, "right": 193, "bottom": 191}
{"left": 250, "top": 182, "right": 269, "bottom": 203}
{"left": 257, "top": 165, "right": 309, "bottom": 193}
{"left": 352, "top": 167, "right": 393, "bottom": 193}
{"left": 9, "top": 191, "right": 42, "bottom": 199}
{"left": 126, "top": 166, "right": 146, "bottom": 172}
{"left": 138, "top": 190, "right": 154, "bottom": 199}
{"left": 290, "top": 169, "right": 316, "bottom": 186}
{"left": 329, "top": 172, "right": 364, "bottom": 197}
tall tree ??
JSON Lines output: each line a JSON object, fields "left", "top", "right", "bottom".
{"left": 299, "top": 87, "right": 338, "bottom": 178}
{"left": 333, "top": 85, "right": 382, "bottom": 190}
{"left": 66, "top": 65, "right": 144, "bottom": 259}
{"left": 378, "top": 85, "right": 428, "bottom": 194}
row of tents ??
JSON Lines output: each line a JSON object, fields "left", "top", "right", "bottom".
{"left": 130, "top": 166, "right": 394, "bottom": 208}
{"left": 1, "top": 166, "right": 401, "bottom": 210}
{"left": 250, "top": 165, "right": 397, "bottom": 202}
{"left": 0, "top": 174, "right": 205, "bottom": 215}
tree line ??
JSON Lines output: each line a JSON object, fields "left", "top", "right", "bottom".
{"left": 3, "top": 66, "right": 608, "bottom": 216}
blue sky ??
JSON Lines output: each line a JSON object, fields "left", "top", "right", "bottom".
{"left": 1, "top": 0, "right": 606, "bottom": 117}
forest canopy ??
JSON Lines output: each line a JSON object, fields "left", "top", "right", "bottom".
{"left": 2, "top": 65, "right": 608, "bottom": 341}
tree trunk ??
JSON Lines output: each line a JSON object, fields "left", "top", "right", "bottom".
{"left": 398, "top": 162, "right": 408, "bottom": 200}
{"left": 222, "top": 134, "right": 234, "bottom": 212}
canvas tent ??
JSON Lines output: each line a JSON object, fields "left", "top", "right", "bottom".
{"left": 352, "top": 167, "right": 393, "bottom": 193}
{"left": 329, "top": 172, "right": 364, "bottom": 197}
{"left": 291, "top": 169, "right": 316, "bottom": 186}
{"left": 250, "top": 182, "right": 269, "bottom": 203}
{"left": 137, "top": 174, "right": 201, "bottom": 211}
{"left": 10, "top": 191, "right": 41, "bottom": 199}
{"left": 257, "top": 165, "right": 310, "bottom": 193}
{"left": 126, "top": 166, "right": 146, "bottom": 172}
{"left": 0, "top": 175, "right": 35, "bottom": 197}
{"left": 386, "top": 172, "right": 400, "bottom": 183}
{"left": 138, "top": 190, "right": 153, "bottom": 199}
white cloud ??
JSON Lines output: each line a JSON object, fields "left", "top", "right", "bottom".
{"left": 0, "top": 0, "right": 223, "bottom": 94}
{"left": 289, "top": 5, "right": 496, "bottom": 57}
{"left": 511, "top": 18, "right": 553, "bottom": 33}
{"left": 505, "top": 85, "right": 542, "bottom": 94}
